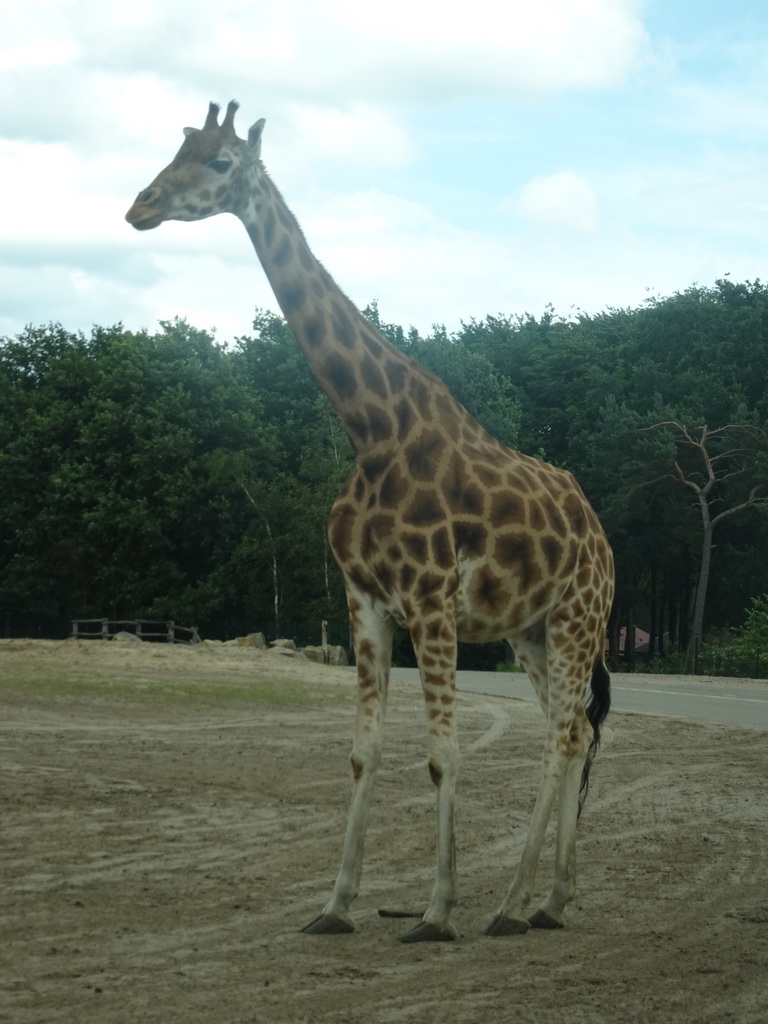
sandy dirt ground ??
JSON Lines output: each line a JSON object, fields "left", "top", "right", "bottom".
{"left": 1, "top": 638, "right": 767, "bottom": 1024}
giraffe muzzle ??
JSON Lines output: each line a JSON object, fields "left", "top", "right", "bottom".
{"left": 125, "top": 188, "right": 165, "bottom": 230}
{"left": 125, "top": 203, "right": 165, "bottom": 231}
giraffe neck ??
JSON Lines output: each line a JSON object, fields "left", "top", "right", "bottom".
{"left": 236, "top": 164, "right": 445, "bottom": 457}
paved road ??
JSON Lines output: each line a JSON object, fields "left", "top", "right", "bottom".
{"left": 389, "top": 668, "right": 768, "bottom": 730}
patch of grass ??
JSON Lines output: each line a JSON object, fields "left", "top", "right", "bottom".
{"left": 155, "top": 679, "right": 351, "bottom": 705}
{"left": 495, "top": 660, "right": 527, "bottom": 673}
{"left": 0, "top": 672, "right": 351, "bottom": 707}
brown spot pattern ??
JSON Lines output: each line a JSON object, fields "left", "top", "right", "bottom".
{"left": 273, "top": 235, "right": 293, "bottom": 267}
{"left": 541, "top": 535, "right": 563, "bottom": 575}
{"left": 297, "top": 242, "right": 314, "bottom": 272}
{"left": 346, "top": 414, "right": 369, "bottom": 444}
{"left": 409, "top": 378, "right": 432, "bottom": 419}
{"left": 541, "top": 493, "right": 567, "bottom": 538}
{"left": 415, "top": 573, "right": 446, "bottom": 614}
{"left": 362, "top": 329, "right": 384, "bottom": 360}
{"left": 276, "top": 204, "right": 293, "bottom": 230}
{"left": 406, "top": 431, "right": 446, "bottom": 482}
{"left": 490, "top": 491, "right": 526, "bottom": 529}
{"left": 402, "top": 533, "right": 428, "bottom": 564}
{"left": 475, "top": 463, "right": 501, "bottom": 488}
{"left": 303, "top": 314, "right": 326, "bottom": 347}
{"left": 361, "top": 354, "right": 388, "bottom": 400}
{"left": 361, "top": 452, "right": 391, "bottom": 483}
{"left": 331, "top": 302, "right": 356, "bottom": 349}
{"left": 374, "top": 560, "right": 394, "bottom": 591}
{"left": 263, "top": 207, "right": 276, "bottom": 247}
{"left": 321, "top": 352, "right": 357, "bottom": 402}
{"left": 380, "top": 463, "right": 410, "bottom": 509}
{"left": 475, "top": 566, "right": 506, "bottom": 614}
{"left": 366, "top": 403, "right": 392, "bottom": 442}
{"left": 528, "top": 500, "right": 545, "bottom": 532}
{"left": 431, "top": 526, "right": 454, "bottom": 571}
{"left": 400, "top": 564, "right": 417, "bottom": 591}
{"left": 385, "top": 359, "right": 407, "bottom": 392}
{"left": 563, "top": 491, "right": 588, "bottom": 536}
{"left": 328, "top": 503, "right": 356, "bottom": 563}
{"left": 395, "top": 399, "right": 416, "bottom": 441}
{"left": 277, "top": 280, "right": 307, "bottom": 314}
{"left": 404, "top": 490, "right": 446, "bottom": 528}
{"left": 494, "top": 532, "right": 541, "bottom": 591}
{"left": 453, "top": 521, "right": 486, "bottom": 559}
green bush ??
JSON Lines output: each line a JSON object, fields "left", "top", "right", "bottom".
{"left": 646, "top": 641, "right": 767, "bottom": 678}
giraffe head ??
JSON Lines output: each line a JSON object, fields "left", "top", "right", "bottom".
{"left": 126, "top": 101, "right": 264, "bottom": 230}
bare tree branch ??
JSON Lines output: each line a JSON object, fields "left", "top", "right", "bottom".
{"left": 711, "top": 485, "right": 768, "bottom": 529}
{"left": 645, "top": 420, "right": 768, "bottom": 658}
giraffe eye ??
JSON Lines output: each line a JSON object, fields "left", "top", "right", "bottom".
{"left": 207, "top": 159, "right": 232, "bottom": 174}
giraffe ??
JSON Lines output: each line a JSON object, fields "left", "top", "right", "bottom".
{"left": 126, "top": 101, "right": 615, "bottom": 942}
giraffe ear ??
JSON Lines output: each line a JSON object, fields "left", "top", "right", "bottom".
{"left": 248, "top": 118, "right": 266, "bottom": 158}
{"left": 183, "top": 127, "right": 200, "bottom": 137}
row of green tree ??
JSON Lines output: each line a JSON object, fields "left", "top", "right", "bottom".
{"left": 2, "top": 277, "right": 767, "bottom": 670}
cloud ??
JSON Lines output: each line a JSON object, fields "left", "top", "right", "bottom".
{"left": 282, "top": 105, "right": 417, "bottom": 170}
{"left": 664, "top": 81, "right": 768, "bottom": 143}
{"left": 0, "top": 0, "right": 651, "bottom": 211}
{"left": 514, "top": 171, "right": 600, "bottom": 234}
{"left": 3, "top": 0, "right": 651, "bottom": 118}
{"left": 337, "top": 0, "right": 650, "bottom": 95}
{"left": 3, "top": 0, "right": 767, "bottom": 348}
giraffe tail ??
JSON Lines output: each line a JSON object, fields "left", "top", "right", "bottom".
{"left": 578, "top": 656, "right": 611, "bottom": 817}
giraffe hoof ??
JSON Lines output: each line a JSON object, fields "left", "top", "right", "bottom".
{"left": 399, "top": 920, "right": 457, "bottom": 943}
{"left": 301, "top": 913, "right": 355, "bottom": 935}
{"left": 484, "top": 913, "right": 530, "bottom": 937}
{"left": 528, "top": 909, "right": 564, "bottom": 929}
{"left": 378, "top": 908, "right": 425, "bottom": 919}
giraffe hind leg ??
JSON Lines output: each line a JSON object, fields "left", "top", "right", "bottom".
{"left": 486, "top": 631, "right": 594, "bottom": 936}
{"left": 484, "top": 629, "right": 550, "bottom": 936}
{"left": 529, "top": 655, "right": 611, "bottom": 927}
{"left": 527, "top": 745, "right": 586, "bottom": 929}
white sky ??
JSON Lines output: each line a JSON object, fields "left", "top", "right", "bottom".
{"left": 2, "top": 0, "right": 768, "bottom": 341}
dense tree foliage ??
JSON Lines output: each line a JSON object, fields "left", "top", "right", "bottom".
{"left": 2, "top": 278, "right": 768, "bottom": 671}
{"left": 457, "top": 279, "right": 768, "bottom": 667}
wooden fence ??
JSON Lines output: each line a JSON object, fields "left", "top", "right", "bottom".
{"left": 70, "top": 619, "right": 200, "bottom": 644}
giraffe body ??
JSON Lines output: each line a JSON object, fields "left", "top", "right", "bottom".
{"left": 127, "top": 102, "right": 614, "bottom": 941}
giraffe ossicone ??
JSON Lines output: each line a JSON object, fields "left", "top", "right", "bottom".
{"left": 126, "top": 101, "right": 615, "bottom": 942}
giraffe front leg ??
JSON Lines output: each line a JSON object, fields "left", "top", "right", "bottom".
{"left": 302, "top": 746, "right": 378, "bottom": 935}
{"left": 400, "top": 623, "right": 459, "bottom": 943}
{"left": 399, "top": 741, "right": 459, "bottom": 943}
{"left": 302, "top": 606, "right": 393, "bottom": 936}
